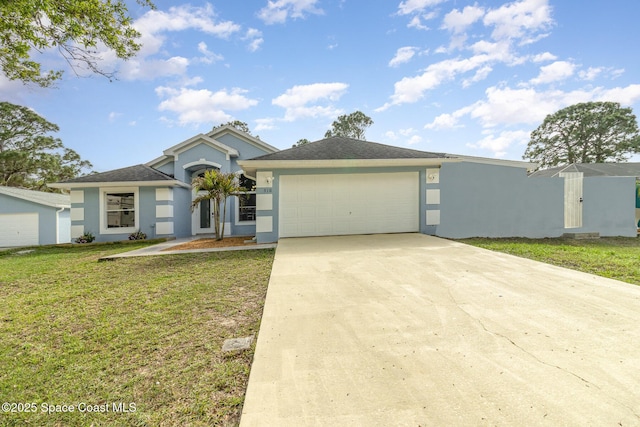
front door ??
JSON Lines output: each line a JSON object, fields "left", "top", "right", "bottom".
{"left": 193, "top": 196, "right": 215, "bottom": 234}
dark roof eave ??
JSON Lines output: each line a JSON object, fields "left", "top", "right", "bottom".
{"left": 237, "top": 158, "right": 458, "bottom": 175}
{"left": 48, "top": 180, "right": 190, "bottom": 189}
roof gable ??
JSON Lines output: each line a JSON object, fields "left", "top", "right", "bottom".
{"left": 207, "top": 124, "right": 279, "bottom": 153}
{"left": 0, "top": 186, "right": 70, "bottom": 208}
{"left": 163, "top": 134, "right": 239, "bottom": 159}
{"left": 249, "top": 136, "right": 450, "bottom": 161}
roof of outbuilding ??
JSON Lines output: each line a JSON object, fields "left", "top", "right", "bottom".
{"left": 55, "top": 164, "right": 176, "bottom": 184}
{"left": 0, "top": 186, "right": 70, "bottom": 208}
{"left": 530, "top": 163, "right": 640, "bottom": 178}
{"left": 248, "top": 136, "right": 451, "bottom": 161}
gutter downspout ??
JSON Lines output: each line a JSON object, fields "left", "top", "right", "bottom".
{"left": 56, "top": 206, "right": 65, "bottom": 244}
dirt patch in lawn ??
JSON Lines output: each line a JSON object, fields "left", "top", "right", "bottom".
{"left": 164, "top": 236, "right": 256, "bottom": 251}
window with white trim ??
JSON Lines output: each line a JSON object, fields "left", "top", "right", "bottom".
{"left": 100, "top": 187, "right": 139, "bottom": 234}
{"left": 106, "top": 193, "right": 135, "bottom": 228}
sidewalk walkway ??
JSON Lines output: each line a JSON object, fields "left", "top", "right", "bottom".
{"left": 99, "top": 235, "right": 276, "bottom": 261}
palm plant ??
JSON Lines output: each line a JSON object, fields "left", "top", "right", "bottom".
{"left": 191, "top": 170, "right": 246, "bottom": 240}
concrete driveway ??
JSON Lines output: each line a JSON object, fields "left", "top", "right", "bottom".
{"left": 240, "top": 234, "right": 640, "bottom": 426}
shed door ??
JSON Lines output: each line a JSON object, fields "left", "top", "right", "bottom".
{"left": 560, "top": 172, "right": 583, "bottom": 228}
{"left": 279, "top": 172, "right": 419, "bottom": 238}
{"left": 0, "top": 213, "right": 39, "bottom": 247}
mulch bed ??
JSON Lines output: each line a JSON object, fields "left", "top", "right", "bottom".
{"left": 163, "top": 236, "right": 256, "bottom": 251}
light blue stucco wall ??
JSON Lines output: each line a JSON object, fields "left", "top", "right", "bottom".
{"left": 154, "top": 162, "right": 174, "bottom": 177}
{"left": 74, "top": 188, "right": 99, "bottom": 240}
{"left": 438, "top": 165, "right": 636, "bottom": 238}
{"left": 138, "top": 187, "right": 157, "bottom": 239}
{"left": 254, "top": 162, "right": 637, "bottom": 243}
{"left": 72, "top": 186, "right": 184, "bottom": 242}
{"left": 436, "top": 162, "right": 565, "bottom": 238}
{"left": 174, "top": 143, "right": 231, "bottom": 183}
{"left": 217, "top": 134, "right": 272, "bottom": 168}
{"left": 172, "top": 187, "right": 192, "bottom": 238}
{"left": 0, "top": 194, "right": 68, "bottom": 245}
{"left": 580, "top": 177, "right": 636, "bottom": 237}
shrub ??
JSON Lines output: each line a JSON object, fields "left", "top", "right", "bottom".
{"left": 128, "top": 230, "right": 147, "bottom": 240}
{"left": 75, "top": 231, "right": 95, "bottom": 244}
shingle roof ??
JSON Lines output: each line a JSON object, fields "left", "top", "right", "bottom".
{"left": 0, "top": 186, "right": 70, "bottom": 208}
{"left": 249, "top": 136, "right": 451, "bottom": 161}
{"left": 530, "top": 163, "right": 640, "bottom": 178}
{"left": 57, "top": 164, "right": 176, "bottom": 183}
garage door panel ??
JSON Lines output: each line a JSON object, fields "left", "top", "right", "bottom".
{"left": 0, "top": 213, "right": 39, "bottom": 247}
{"left": 279, "top": 172, "right": 418, "bottom": 238}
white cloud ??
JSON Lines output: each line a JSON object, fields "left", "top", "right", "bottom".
{"left": 397, "top": 0, "right": 440, "bottom": 30}
{"left": 597, "top": 84, "right": 640, "bottom": 105}
{"left": 531, "top": 52, "right": 557, "bottom": 62}
{"left": 248, "top": 38, "right": 264, "bottom": 52}
{"left": 469, "top": 40, "right": 512, "bottom": 61}
{"left": 255, "top": 118, "right": 277, "bottom": 131}
{"left": 397, "top": 0, "right": 447, "bottom": 15}
{"left": 611, "top": 68, "right": 625, "bottom": 79}
{"left": 435, "top": 83, "right": 640, "bottom": 132}
{"left": 381, "top": 0, "right": 558, "bottom": 111}
{"left": 378, "top": 55, "right": 493, "bottom": 110}
{"left": 108, "top": 112, "right": 122, "bottom": 122}
{"left": 272, "top": 82, "right": 348, "bottom": 121}
{"left": 244, "top": 28, "right": 264, "bottom": 52}
{"left": 407, "top": 15, "right": 429, "bottom": 30}
{"left": 135, "top": 4, "right": 240, "bottom": 39}
{"left": 258, "top": 0, "right": 323, "bottom": 25}
{"left": 442, "top": 5, "right": 485, "bottom": 34}
{"left": 196, "top": 42, "right": 224, "bottom": 64}
{"left": 425, "top": 111, "right": 467, "bottom": 129}
{"left": 467, "top": 86, "right": 574, "bottom": 127}
{"left": 385, "top": 131, "right": 399, "bottom": 140}
{"left": 467, "top": 130, "right": 530, "bottom": 157}
{"left": 530, "top": 61, "right": 575, "bottom": 85}
{"left": 389, "top": 47, "right": 418, "bottom": 67}
{"left": 156, "top": 86, "right": 258, "bottom": 126}
{"left": 578, "top": 67, "right": 603, "bottom": 81}
{"left": 483, "top": 0, "right": 553, "bottom": 43}
{"left": 463, "top": 65, "right": 493, "bottom": 87}
{"left": 99, "top": 4, "right": 241, "bottom": 80}
{"left": 385, "top": 128, "right": 422, "bottom": 145}
{"left": 407, "top": 135, "right": 423, "bottom": 145}
{"left": 120, "top": 56, "right": 191, "bottom": 80}
{"left": 0, "top": 75, "right": 32, "bottom": 100}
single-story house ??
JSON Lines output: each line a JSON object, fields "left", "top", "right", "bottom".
{"left": 49, "top": 130, "right": 638, "bottom": 244}
{"left": 530, "top": 162, "right": 640, "bottom": 229}
{"left": 0, "top": 186, "right": 71, "bottom": 247}
{"left": 49, "top": 125, "right": 279, "bottom": 242}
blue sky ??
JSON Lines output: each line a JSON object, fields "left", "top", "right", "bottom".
{"left": 3, "top": 0, "right": 640, "bottom": 172}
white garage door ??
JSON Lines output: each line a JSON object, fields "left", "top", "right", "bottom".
{"left": 0, "top": 213, "right": 39, "bottom": 247}
{"left": 279, "top": 172, "right": 419, "bottom": 238}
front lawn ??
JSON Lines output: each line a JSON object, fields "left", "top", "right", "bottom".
{"left": 0, "top": 243, "right": 274, "bottom": 426}
{"left": 461, "top": 237, "right": 640, "bottom": 286}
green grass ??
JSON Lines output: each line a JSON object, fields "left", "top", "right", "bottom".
{"left": 0, "top": 243, "right": 274, "bottom": 426}
{"left": 461, "top": 237, "right": 640, "bottom": 286}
